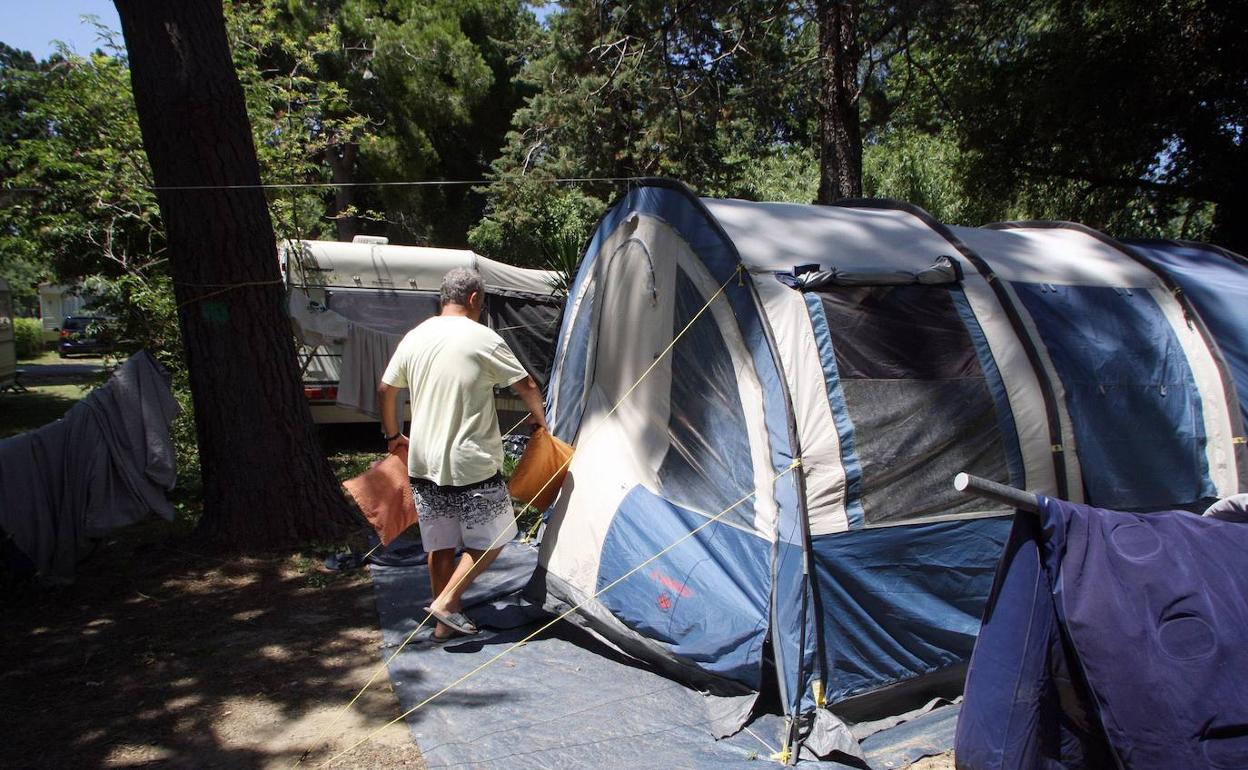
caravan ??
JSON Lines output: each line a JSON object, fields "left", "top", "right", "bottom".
{"left": 281, "top": 237, "right": 563, "bottom": 426}
{"left": 37, "top": 283, "right": 97, "bottom": 343}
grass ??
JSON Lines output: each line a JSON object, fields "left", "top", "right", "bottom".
{"left": 16, "top": 348, "right": 108, "bottom": 365}
{"left": 0, "top": 383, "right": 91, "bottom": 439}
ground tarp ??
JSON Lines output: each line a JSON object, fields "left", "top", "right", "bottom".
{"left": 369, "top": 539, "right": 959, "bottom": 768}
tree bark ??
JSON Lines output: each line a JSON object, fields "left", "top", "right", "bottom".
{"left": 1212, "top": 187, "right": 1248, "bottom": 256}
{"left": 328, "top": 142, "right": 359, "bottom": 242}
{"left": 815, "top": 0, "right": 864, "bottom": 204}
{"left": 114, "top": 0, "right": 357, "bottom": 547}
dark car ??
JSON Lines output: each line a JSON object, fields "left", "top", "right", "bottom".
{"left": 58, "top": 316, "right": 113, "bottom": 358}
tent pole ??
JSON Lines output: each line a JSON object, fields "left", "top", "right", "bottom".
{"left": 953, "top": 472, "right": 1041, "bottom": 514}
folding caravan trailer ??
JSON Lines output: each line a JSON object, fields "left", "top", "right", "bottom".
{"left": 280, "top": 237, "right": 563, "bottom": 426}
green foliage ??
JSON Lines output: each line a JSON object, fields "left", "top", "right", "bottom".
{"left": 0, "top": 42, "right": 162, "bottom": 280}
{"left": 228, "top": 0, "right": 538, "bottom": 246}
{"left": 469, "top": 176, "right": 604, "bottom": 266}
{"left": 12, "top": 317, "right": 43, "bottom": 359}
{"left": 472, "top": 1, "right": 816, "bottom": 258}
{"left": 921, "top": 0, "right": 1245, "bottom": 246}
{"left": 863, "top": 127, "right": 988, "bottom": 225}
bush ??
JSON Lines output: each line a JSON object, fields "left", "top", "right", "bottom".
{"left": 13, "top": 318, "right": 43, "bottom": 360}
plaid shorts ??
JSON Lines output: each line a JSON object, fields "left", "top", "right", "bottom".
{"left": 410, "top": 473, "right": 517, "bottom": 551}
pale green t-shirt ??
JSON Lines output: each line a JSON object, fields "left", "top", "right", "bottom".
{"left": 381, "top": 315, "right": 527, "bottom": 486}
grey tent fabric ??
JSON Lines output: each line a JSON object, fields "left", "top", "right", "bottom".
{"left": 336, "top": 322, "right": 404, "bottom": 418}
{"left": 0, "top": 351, "right": 178, "bottom": 582}
{"left": 1204, "top": 493, "right": 1248, "bottom": 523}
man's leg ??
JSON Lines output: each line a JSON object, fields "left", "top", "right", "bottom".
{"left": 427, "top": 548, "right": 459, "bottom": 637}
{"left": 428, "top": 549, "right": 457, "bottom": 605}
{"left": 428, "top": 546, "right": 503, "bottom": 614}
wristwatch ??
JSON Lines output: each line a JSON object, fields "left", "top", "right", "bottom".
{"left": 382, "top": 430, "right": 401, "bottom": 442}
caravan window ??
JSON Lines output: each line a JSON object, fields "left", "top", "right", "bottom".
{"left": 657, "top": 269, "right": 754, "bottom": 525}
{"left": 811, "top": 284, "right": 1010, "bottom": 525}
{"left": 324, "top": 289, "right": 440, "bottom": 336}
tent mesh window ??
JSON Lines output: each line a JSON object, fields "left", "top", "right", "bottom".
{"left": 814, "top": 284, "right": 1009, "bottom": 525}
{"left": 656, "top": 269, "right": 755, "bottom": 526}
{"left": 552, "top": 280, "right": 597, "bottom": 440}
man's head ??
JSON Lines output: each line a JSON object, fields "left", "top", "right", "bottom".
{"left": 440, "top": 267, "right": 485, "bottom": 320}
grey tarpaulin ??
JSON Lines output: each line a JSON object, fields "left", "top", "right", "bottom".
{"left": 0, "top": 351, "right": 178, "bottom": 582}
{"left": 369, "top": 541, "right": 958, "bottom": 768}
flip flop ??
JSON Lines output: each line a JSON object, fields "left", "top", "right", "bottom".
{"left": 423, "top": 606, "right": 479, "bottom": 635}
{"left": 417, "top": 627, "right": 465, "bottom": 646}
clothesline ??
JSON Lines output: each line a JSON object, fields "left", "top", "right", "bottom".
{"left": 1, "top": 176, "right": 651, "bottom": 196}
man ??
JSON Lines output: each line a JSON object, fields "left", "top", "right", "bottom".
{"left": 377, "top": 267, "right": 547, "bottom": 642}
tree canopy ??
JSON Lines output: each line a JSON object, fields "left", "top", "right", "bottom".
{"left": 0, "top": 0, "right": 1243, "bottom": 542}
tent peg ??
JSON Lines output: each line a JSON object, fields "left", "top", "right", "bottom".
{"left": 953, "top": 472, "right": 1041, "bottom": 514}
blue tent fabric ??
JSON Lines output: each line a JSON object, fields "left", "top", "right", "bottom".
{"left": 1012, "top": 283, "right": 1215, "bottom": 508}
{"left": 597, "top": 486, "right": 771, "bottom": 686}
{"left": 957, "top": 498, "right": 1248, "bottom": 770}
{"left": 812, "top": 518, "right": 1011, "bottom": 702}
{"left": 1128, "top": 241, "right": 1248, "bottom": 438}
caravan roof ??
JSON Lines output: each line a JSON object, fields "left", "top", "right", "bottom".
{"left": 281, "top": 240, "right": 556, "bottom": 297}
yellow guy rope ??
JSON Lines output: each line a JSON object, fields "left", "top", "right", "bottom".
{"left": 296, "top": 266, "right": 740, "bottom": 764}
{"left": 316, "top": 457, "right": 802, "bottom": 769}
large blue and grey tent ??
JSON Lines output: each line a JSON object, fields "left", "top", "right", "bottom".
{"left": 524, "top": 179, "right": 1248, "bottom": 759}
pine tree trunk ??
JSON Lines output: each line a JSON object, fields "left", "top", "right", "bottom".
{"left": 329, "top": 142, "right": 359, "bottom": 242}
{"left": 114, "top": 0, "right": 357, "bottom": 547}
{"left": 815, "top": 0, "right": 864, "bottom": 204}
{"left": 1212, "top": 187, "right": 1248, "bottom": 256}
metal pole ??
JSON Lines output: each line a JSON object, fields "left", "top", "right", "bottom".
{"left": 953, "top": 472, "right": 1041, "bottom": 514}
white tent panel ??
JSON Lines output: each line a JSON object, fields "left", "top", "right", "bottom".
{"left": 951, "top": 226, "right": 1160, "bottom": 288}
{"left": 703, "top": 198, "right": 959, "bottom": 275}
{"left": 544, "top": 212, "right": 782, "bottom": 597}
{"left": 753, "top": 273, "right": 851, "bottom": 535}
{"left": 1139, "top": 284, "right": 1240, "bottom": 497}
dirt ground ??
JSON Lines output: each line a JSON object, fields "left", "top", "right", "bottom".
{"left": 0, "top": 518, "right": 958, "bottom": 770}
{"left": 0, "top": 521, "right": 422, "bottom": 769}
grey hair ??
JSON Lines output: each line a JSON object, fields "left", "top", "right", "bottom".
{"left": 440, "top": 267, "right": 484, "bottom": 307}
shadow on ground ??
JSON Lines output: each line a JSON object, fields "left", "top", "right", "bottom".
{"left": 0, "top": 519, "right": 421, "bottom": 769}
{"left": 0, "top": 385, "right": 90, "bottom": 439}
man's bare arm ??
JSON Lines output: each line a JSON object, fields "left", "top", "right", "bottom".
{"left": 510, "top": 376, "right": 548, "bottom": 431}
{"left": 377, "top": 382, "right": 409, "bottom": 452}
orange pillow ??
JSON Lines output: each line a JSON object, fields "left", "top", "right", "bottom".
{"left": 508, "top": 427, "right": 575, "bottom": 512}
{"left": 343, "top": 448, "right": 418, "bottom": 545}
